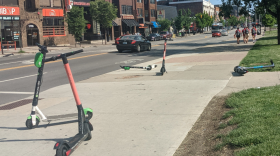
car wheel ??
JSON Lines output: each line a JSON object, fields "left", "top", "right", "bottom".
{"left": 118, "top": 49, "right": 122, "bottom": 53}
{"left": 136, "top": 45, "right": 141, "bottom": 52}
{"left": 147, "top": 44, "right": 151, "bottom": 51}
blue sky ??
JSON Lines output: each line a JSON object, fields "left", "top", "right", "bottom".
{"left": 210, "top": 0, "right": 222, "bottom": 5}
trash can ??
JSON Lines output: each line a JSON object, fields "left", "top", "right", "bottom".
{"left": 182, "top": 32, "right": 185, "bottom": 36}
{"left": 179, "top": 32, "right": 181, "bottom": 36}
{"left": 193, "top": 31, "right": 196, "bottom": 35}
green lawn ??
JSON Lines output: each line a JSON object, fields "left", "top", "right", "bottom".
{"left": 215, "top": 85, "right": 280, "bottom": 155}
{"left": 239, "top": 30, "right": 280, "bottom": 72}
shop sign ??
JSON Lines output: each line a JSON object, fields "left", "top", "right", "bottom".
{"left": 157, "top": 10, "right": 165, "bottom": 19}
{"left": 43, "top": 9, "right": 64, "bottom": 17}
{"left": 0, "top": 6, "right": 20, "bottom": 16}
{"left": 121, "top": 15, "right": 134, "bottom": 20}
{"left": 73, "top": 0, "right": 90, "bottom": 6}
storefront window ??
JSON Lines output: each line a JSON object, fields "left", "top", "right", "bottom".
{"left": 43, "top": 17, "right": 65, "bottom": 36}
{"left": 0, "top": 16, "right": 20, "bottom": 48}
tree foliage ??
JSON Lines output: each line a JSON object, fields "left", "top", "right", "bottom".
{"left": 157, "top": 18, "right": 171, "bottom": 31}
{"left": 174, "top": 10, "right": 185, "bottom": 32}
{"left": 227, "top": 15, "right": 238, "bottom": 26}
{"left": 219, "top": 0, "right": 233, "bottom": 18}
{"left": 262, "top": 14, "right": 276, "bottom": 27}
{"left": 66, "top": 6, "right": 88, "bottom": 43}
{"left": 89, "top": 0, "right": 118, "bottom": 29}
{"left": 195, "top": 13, "right": 213, "bottom": 32}
{"left": 183, "top": 9, "right": 193, "bottom": 31}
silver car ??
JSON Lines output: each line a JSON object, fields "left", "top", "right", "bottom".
{"left": 221, "top": 29, "right": 228, "bottom": 36}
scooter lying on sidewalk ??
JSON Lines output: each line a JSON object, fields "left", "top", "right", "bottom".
{"left": 160, "top": 39, "right": 168, "bottom": 75}
{"left": 120, "top": 64, "right": 157, "bottom": 70}
{"left": 234, "top": 60, "right": 275, "bottom": 75}
{"left": 26, "top": 44, "right": 93, "bottom": 156}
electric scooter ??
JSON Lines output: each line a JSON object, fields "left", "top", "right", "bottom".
{"left": 120, "top": 64, "right": 157, "bottom": 70}
{"left": 26, "top": 44, "right": 93, "bottom": 128}
{"left": 160, "top": 39, "right": 167, "bottom": 75}
{"left": 26, "top": 44, "right": 93, "bottom": 155}
{"left": 234, "top": 59, "right": 275, "bottom": 75}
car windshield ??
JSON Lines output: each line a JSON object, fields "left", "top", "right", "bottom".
{"left": 221, "top": 30, "right": 227, "bottom": 32}
{"left": 121, "top": 36, "right": 137, "bottom": 40}
{"left": 212, "top": 31, "right": 220, "bottom": 33}
{"left": 149, "top": 34, "right": 157, "bottom": 36}
{"left": 160, "top": 32, "right": 167, "bottom": 35}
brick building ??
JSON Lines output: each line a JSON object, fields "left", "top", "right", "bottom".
{"left": 0, "top": 0, "right": 75, "bottom": 47}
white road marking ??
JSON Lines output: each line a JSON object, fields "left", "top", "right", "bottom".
{"left": 0, "top": 72, "right": 47, "bottom": 83}
{"left": 0, "top": 91, "right": 33, "bottom": 94}
{"left": 0, "top": 60, "right": 23, "bottom": 66}
{"left": 115, "top": 59, "right": 144, "bottom": 64}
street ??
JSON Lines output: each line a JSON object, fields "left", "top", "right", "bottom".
{"left": 0, "top": 31, "right": 235, "bottom": 106}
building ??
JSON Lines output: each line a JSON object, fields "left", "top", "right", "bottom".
{"left": 157, "top": 5, "right": 178, "bottom": 20}
{"left": 0, "top": 0, "right": 75, "bottom": 47}
{"left": 158, "top": 0, "right": 214, "bottom": 17}
{"left": 111, "top": 0, "right": 159, "bottom": 38}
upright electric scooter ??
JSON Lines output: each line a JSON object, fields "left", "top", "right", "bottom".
{"left": 160, "top": 39, "right": 167, "bottom": 75}
{"left": 26, "top": 44, "right": 93, "bottom": 156}
{"left": 26, "top": 44, "right": 93, "bottom": 129}
{"left": 234, "top": 60, "right": 275, "bottom": 75}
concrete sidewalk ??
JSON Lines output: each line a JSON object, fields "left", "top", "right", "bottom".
{"left": 0, "top": 32, "right": 272, "bottom": 156}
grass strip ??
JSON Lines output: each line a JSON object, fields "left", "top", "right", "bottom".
{"left": 239, "top": 30, "right": 280, "bottom": 72}
{"left": 216, "top": 85, "right": 280, "bottom": 155}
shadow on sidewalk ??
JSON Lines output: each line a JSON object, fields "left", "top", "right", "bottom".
{"left": 0, "top": 119, "right": 78, "bottom": 131}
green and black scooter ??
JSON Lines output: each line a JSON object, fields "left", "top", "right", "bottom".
{"left": 26, "top": 43, "right": 93, "bottom": 156}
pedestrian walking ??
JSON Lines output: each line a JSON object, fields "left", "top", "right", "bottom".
{"left": 242, "top": 27, "right": 246, "bottom": 43}
{"left": 235, "top": 27, "right": 242, "bottom": 44}
{"left": 251, "top": 26, "right": 257, "bottom": 43}
{"left": 244, "top": 26, "right": 250, "bottom": 43}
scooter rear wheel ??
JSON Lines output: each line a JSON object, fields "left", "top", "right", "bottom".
{"left": 56, "top": 144, "right": 69, "bottom": 156}
{"left": 86, "top": 112, "right": 93, "bottom": 120}
{"left": 26, "top": 118, "right": 40, "bottom": 129}
{"left": 85, "top": 123, "right": 92, "bottom": 141}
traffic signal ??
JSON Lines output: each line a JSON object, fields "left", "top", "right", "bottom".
{"left": 200, "top": 14, "right": 202, "bottom": 18}
{"left": 211, "top": 15, "right": 212, "bottom": 18}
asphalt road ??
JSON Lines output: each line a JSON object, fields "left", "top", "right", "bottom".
{"left": 0, "top": 30, "right": 236, "bottom": 106}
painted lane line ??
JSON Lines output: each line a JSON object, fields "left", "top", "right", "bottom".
{"left": 0, "top": 72, "right": 47, "bottom": 83}
{"left": 0, "top": 91, "right": 34, "bottom": 94}
{"left": 0, "top": 52, "right": 108, "bottom": 72}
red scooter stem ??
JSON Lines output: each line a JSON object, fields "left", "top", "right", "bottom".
{"left": 62, "top": 56, "right": 82, "bottom": 106}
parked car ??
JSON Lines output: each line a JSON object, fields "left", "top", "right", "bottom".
{"left": 221, "top": 29, "right": 228, "bottom": 36}
{"left": 115, "top": 35, "right": 126, "bottom": 44}
{"left": 160, "top": 31, "right": 172, "bottom": 39}
{"left": 116, "top": 35, "right": 151, "bottom": 53}
{"left": 146, "top": 33, "right": 161, "bottom": 41}
{"left": 212, "top": 31, "right": 222, "bottom": 37}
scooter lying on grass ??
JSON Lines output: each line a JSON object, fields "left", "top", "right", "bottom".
{"left": 234, "top": 60, "right": 275, "bottom": 75}
{"left": 120, "top": 64, "right": 157, "bottom": 70}
{"left": 26, "top": 43, "right": 93, "bottom": 156}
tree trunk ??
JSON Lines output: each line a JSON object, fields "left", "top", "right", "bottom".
{"left": 278, "top": 10, "right": 280, "bottom": 45}
{"left": 105, "top": 29, "right": 107, "bottom": 45}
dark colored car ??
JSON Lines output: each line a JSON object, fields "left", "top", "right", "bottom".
{"left": 160, "top": 31, "right": 172, "bottom": 39}
{"left": 116, "top": 35, "right": 151, "bottom": 53}
{"left": 212, "top": 31, "right": 222, "bottom": 37}
{"left": 115, "top": 35, "right": 126, "bottom": 44}
{"left": 146, "top": 33, "right": 161, "bottom": 41}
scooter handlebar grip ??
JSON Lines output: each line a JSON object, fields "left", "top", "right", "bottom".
{"left": 36, "top": 43, "right": 48, "bottom": 53}
{"left": 65, "top": 49, "right": 83, "bottom": 57}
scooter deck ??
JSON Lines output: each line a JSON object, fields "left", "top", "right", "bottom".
{"left": 67, "top": 133, "right": 88, "bottom": 148}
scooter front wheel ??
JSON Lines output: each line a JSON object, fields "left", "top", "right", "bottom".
{"left": 56, "top": 144, "right": 69, "bottom": 156}
{"left": 26, "top": 118, "right": 40, "bottom": 129}
{"left": 85, "top": 122, "right": 93, "bottom": 141}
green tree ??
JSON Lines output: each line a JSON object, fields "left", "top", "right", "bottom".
{"left": 66, "top": 6, "right": 88, "bottom": 47}
{"left": 219, "top": 0, "right": 233, "bottom": 18}
{"left": 263, "top": 14, "right": 276, "bottom": 32}
{"left": 228, "top": 15, "right": 238, "bottom": 26}
{"left": 89, "top": 0, "right": 117, "bottom": 44}
{"left": 195, "top": 13, "right": 209, "bottom": 33}
{"left": 174, "top": 10, "right": 185, "bottom": 34}
{"left": 183, "top": 9, "right": 193, "bottom": 33}
{"left": 157, "top": 18, "right": 171, "bottom": 31}
{"left": 219, "top": 16, "right": 225, "bottom": 26}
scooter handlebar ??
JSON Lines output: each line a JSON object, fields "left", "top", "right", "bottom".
{"left": 36, "top": 43, "right": 48, "bottom": 53}
{"left": 44, "top": 49, "right": 84, "bottom": 62}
